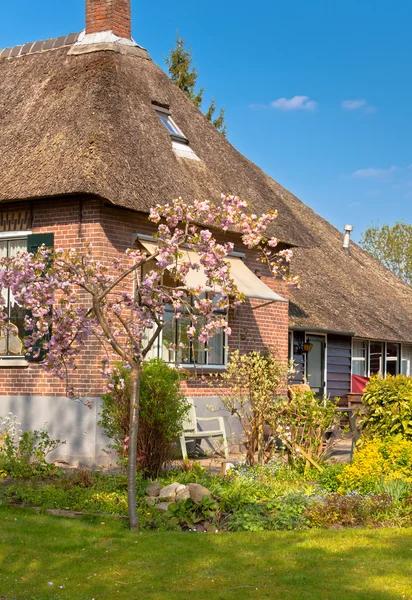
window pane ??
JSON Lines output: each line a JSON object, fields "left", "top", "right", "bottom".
{"left": 353, "top": 340, "right": 367, "bottom": 359}
{"left": 8, "top": 239, "right": 25, "bottom": 257}
{"left": 386, "top": 343, "right": 399, "bottom": 376}
{"left": 176, "top": 317, "right": 191, "bottom": 364}
{"left": 0, "top": 241, "right": 7, "bottom": 259}
{"left": 207, "top": 329, "right": 224, "bottom": 365}
{"left": 0, "top": 238, "right": 26, "bottom": 356}
{"left": 161, "top": 312, "right": 176, "bottom": 363}
{"left": 370, "top": 342, "right": 383, "bottom": 375}
{"left": 352, "top": 340, "right": 367, "bottom": 376}
{"left": 158, "top": 113, "right": 180, "bottom": 136}
{"left": 352, "top": 359, "right": 366, "bottom": 376}
{"left": 401, "top": 344, "right": 412, "bottom": 376}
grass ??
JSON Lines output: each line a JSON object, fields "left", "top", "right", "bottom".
{"left": 0, "top": 507, "right": 411, "bottom": 599}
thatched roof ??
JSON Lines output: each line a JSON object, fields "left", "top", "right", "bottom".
{"left": 1, "top": 34, "right": 412, "bottom": 343}
{"left": 0, "top": 36, "right": 316, "bottom": 248}
{"left": 289, "top": 209, "right": 412, "bottom": 343}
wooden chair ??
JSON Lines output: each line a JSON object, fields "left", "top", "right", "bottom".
{"left": 179, "top": 399, "right": 229, "bottom": 460}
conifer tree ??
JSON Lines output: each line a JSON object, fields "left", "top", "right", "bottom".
{"left": 166, "top": 34, "right": 227, "bottom": 136}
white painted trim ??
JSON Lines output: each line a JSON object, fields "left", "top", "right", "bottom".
{"left": 401, "top": 343, "right": 412, "bottom": 376}
{"left": 75, "top": 29, "right": 140, "bottom": 47}
{"left": 0, "top": 231, "right": 31, "bottom": 239}
{"left": 305, "top": 332, "right": 327, "bottom": 396}
{"left": 351, "top": 338, "right": 369, "bottom": 380}
{"left": 0, "top": 358, "right": 28, "bottom": 368}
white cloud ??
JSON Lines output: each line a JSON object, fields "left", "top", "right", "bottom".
{"left": 341, "top": 99, "right": 367, "bottom": 111}
{"left": 341, "top": 99, "right": 376, "bottom": 114}
{"left": 271, "top": 96, "right": 317, "bottom": 111}
{"left": 352, "top": 166, "right": 398, "bottom": 178}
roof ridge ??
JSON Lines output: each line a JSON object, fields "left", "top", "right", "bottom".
{"left": 0, "top": 32, "right": 80, "bottom": 61}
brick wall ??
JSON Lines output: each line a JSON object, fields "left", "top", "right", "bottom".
{"left": 0, "top": 197, "right": 290, "bottom": 400}
{"left": 86, "top": 0, "right": 131, "bottom": 39}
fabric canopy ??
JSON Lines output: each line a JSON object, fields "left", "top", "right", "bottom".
{"left": 139, "top": 239, "right": 287, "bottom": 303}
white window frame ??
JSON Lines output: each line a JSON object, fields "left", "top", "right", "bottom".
{"left": 304, "top": 332, "right": 327, "bottom": 396}
{"left": 351, "top": 339, "right": 369, "bottom": 377}
{"left": 0, "top": 232, "right": 31, "bottom": 367}
{"left": 145, "top": 307, "right": 228, "bottom": 369}
{"left": 351, "top": 339, "right": 402, "bottom": 378}
{"left": 401, "top": 344, "right": 412, "bottom": 376}
{"left": 136, "top": 246, "right": 227, "bottom": 369}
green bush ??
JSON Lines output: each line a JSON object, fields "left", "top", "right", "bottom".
{"left": 316, "top": 463, "right": 345, "bottom": 492}
{"left": 338, "top": 436, "right": 412, "bottom": 494}
{"left": 274, "top": 391, "right": 341, "bottom": 471}
{"left": 361, "top": 375, "right": 412, "bottom": 439}
{"left": 99, "top": 359, "right": 190, "bottom": 478}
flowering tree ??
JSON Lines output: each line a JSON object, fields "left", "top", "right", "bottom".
{"left": 0, "top": 195, "right": 297, "bottom": 529}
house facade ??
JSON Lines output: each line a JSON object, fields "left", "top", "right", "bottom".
{"left": 288, "top": 213, "right": 412, "bottom": 401}
{"left": 1, "top": 0, "right": 412, "bottom": 464}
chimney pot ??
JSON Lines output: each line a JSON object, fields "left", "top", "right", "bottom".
{"left": 343, "top": 224, "right": 353, "bottom": 254}
{"left": 86, "top": 0, "right": 131, "bottom": 39}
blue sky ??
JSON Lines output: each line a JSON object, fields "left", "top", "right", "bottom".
{"left": 1, "top": 0, "right": 411, "bottom": 241}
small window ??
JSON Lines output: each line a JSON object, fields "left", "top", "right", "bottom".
{"left": 386, "top": 343, "right": 399, "bottom": 376}
{"left": 352, "top": 339, "right": 368, "bottom": 377}
{"left": 155, "top": 107, "right": 187, "bottom": 143}
{"left": 370, "top": 341, "right": 383, "bottom": 375}
{"left": 0, "top": 237, "right": 27, "bottom": 356}
{"left": 401, "top": 344, "right": 412, "bottom": 376}
{"left": 154, "top": 105, "right": 200, "bottom": 160}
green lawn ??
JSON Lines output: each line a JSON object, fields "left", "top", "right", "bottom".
{"left": 0, "top": 507, "right": 411, "bottom": 600}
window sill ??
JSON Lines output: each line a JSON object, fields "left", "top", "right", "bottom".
{"left": 178, "top": 365, "right": 227, "bottom": 375}
{"left": 0, "top": 358, "right": 29, "bottom": 368}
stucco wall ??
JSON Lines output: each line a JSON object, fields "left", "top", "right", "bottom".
{"left": 0, "top": 395, "right": 114, "bottom": 467}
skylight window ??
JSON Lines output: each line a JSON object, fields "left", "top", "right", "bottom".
{"left": 153, "top": 103, "right": 200, "bottom": 161}
{"left": 155, "top": 107, "right": 187, "bottom": 143}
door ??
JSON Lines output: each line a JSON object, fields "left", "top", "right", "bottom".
{"left": 306, "top": 334, "right": 326, "bottom": 396}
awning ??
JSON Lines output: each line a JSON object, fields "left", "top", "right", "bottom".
{"left": 138, "top": 239, "right": 287, "bottom": 303}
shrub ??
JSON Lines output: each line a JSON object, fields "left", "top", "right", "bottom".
{"left": 274, "top": 391, "right": 341, "bottom": 472}
{"left": 305, "top": 493, "right": 393, "bottom": 528}
{"left": 361, "top": 375, "right": 412, "bottom": 439}
{"left": 316, "top": 463, "right": 345, "bottom": 492}
{"left": 0, "top": 413, "right": 64, "bottom": 479}
{"left": 100, "top": 359, "right": 190, "bottom": 478}
{"left": 338, "top": 436, "right": 412, "bottom": 494}
{"left": 215, "top": 349, "right": 288, "bottom": 465}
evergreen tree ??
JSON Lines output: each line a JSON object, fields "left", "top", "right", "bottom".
{"left": 166, "top": 34, "right": 227, "bottom": 136}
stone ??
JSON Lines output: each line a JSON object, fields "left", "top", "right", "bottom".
{"left": 158, "top": 482, "right": 181, "bottom": 502}
{"left": 145, "top": 496, "right": 158, "bottom": 506}
{"left": 187, "top": 483, "right": 212, "bottom": 503}
{"left": 176, "top": 486, "right": 191, "bottom": 502}
{"left": 155, "top": 502, "right": 172, "bottom": 511}
{"left": 146, "top": 482, "right": 162, "bottom": 497}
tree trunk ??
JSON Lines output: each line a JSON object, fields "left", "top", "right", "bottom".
{"left": 127, "top": 366, "right": 141, "bottom": 530}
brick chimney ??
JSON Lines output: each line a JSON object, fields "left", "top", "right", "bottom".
{"left": 86, "top": 0, "right": 131, "bottom": 40}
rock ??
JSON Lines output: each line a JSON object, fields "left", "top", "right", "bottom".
{"left": 187, "top": 483, "right": 212, "bottom": 503}
{"left": 145, "top": 496, "right": 158, "bottom": 506}
{"left": 176, "top": 486, "right": 191, "bottom": 502}
{"left": 155, "top": 502, "right": 172, "bottom": 511}
{"left": 158, "top": 482, "right": 181, "bottom": 502}
{"left": 146, "top": 482, "right": 162, "bottom": 497}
